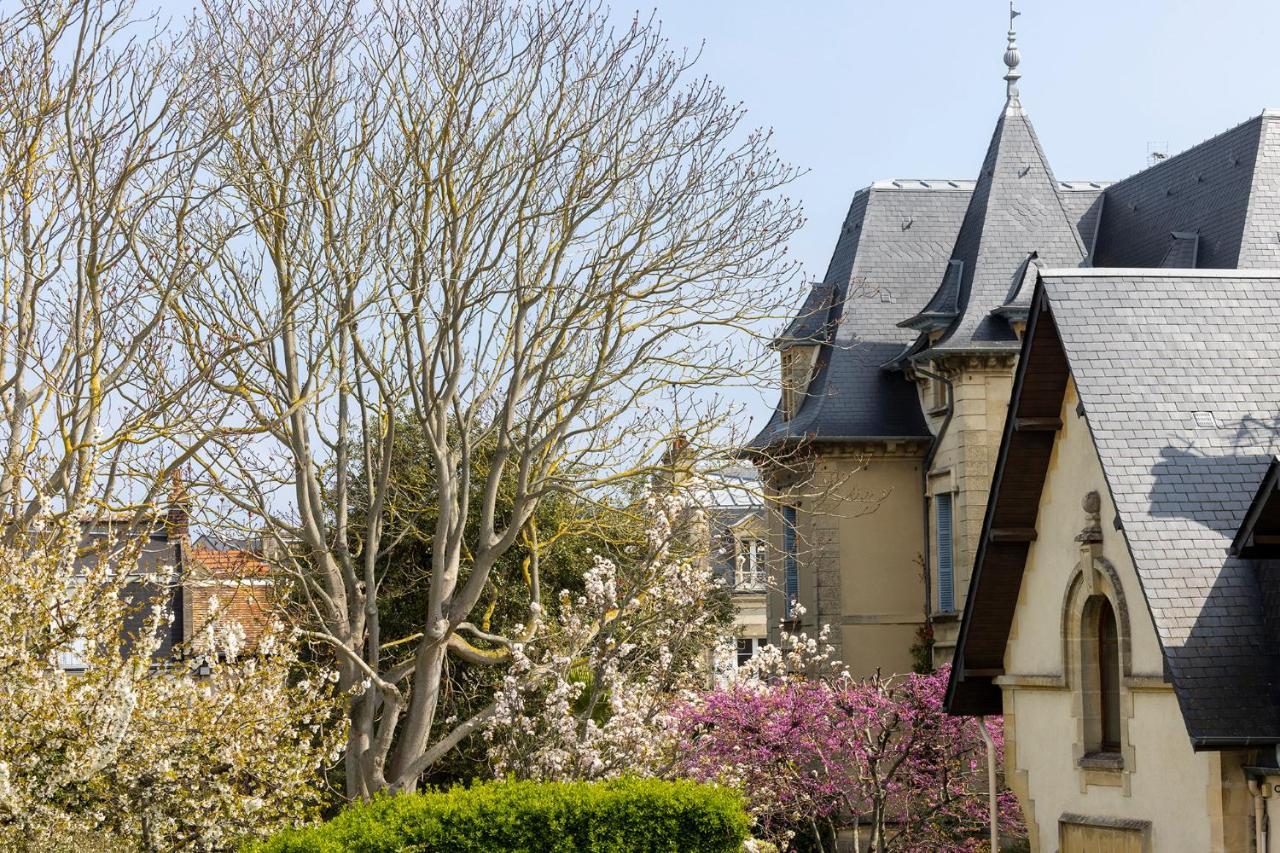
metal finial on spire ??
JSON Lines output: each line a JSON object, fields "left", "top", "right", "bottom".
{"left": 1004, "top": 1, "right": 1022, "bottom": 100}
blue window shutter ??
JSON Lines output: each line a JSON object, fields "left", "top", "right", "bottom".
{"left": 936, "top": 493, "right": 954, "bottom": 612}
{"left": 783, "top": 505, "right": 798, "bottom": 617}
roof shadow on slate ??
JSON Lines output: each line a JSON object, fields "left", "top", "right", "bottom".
{"left": 1168, "top": 542, "right": 1280, "bottom": 744}
{"left": 1144, "top": 442, "right": 1280, "bottom": 741}
{"left": 1147, "top": 443, "right": 1279, "bottom": 532}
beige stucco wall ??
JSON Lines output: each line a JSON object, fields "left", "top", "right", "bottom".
{"left": 998, "top": 378, "right": 1254, "bottom": 852}
{"left": 763, "top": 444, "right": 927, "bottom": 677}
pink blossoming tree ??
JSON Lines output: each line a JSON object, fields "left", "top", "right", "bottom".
{"left": 675, "top": 666, "right": 1023, "bottom": 852}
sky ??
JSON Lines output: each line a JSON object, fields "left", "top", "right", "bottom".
{"left": 607, "top": 0, "right": 1280, "bottom": 430}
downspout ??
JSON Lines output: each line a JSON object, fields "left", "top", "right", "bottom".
{"left": 1249, "top": 778, "right": 1268, "bottom": 853}
{"left": 914, "top": 363, "right": 954, "bottom": 664}
{"left": 978, "top": 716, "right": 1000, "bottom": 853}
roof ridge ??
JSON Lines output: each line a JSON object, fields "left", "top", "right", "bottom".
{"left": 871, "top": 179, "right": 976, "bottom": 190}
{"left": 1101, "top": 111, "right": 1266, "bottom": 191}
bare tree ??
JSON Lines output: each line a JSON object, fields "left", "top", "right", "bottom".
{"left": 187, "top": 0, "right": 801, "bottom": 796}
{"left": 0, "top": 0, "right": 238, "bottom": 525}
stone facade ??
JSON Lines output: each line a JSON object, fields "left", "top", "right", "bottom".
{"left": 918, "top": 354, "right": 1017, "bottom": 664}
{"left": 997, "top": 378, "right": 1260, "bottom": 852}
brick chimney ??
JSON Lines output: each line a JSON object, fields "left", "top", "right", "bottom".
{"left": 165, "top": 468, "right": 190, "bottom": 545}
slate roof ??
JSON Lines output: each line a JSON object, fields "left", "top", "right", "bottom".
{"left": 777, "top": 281, "right": 838, "bottom": 345}
{"left": 749, "top": 95, "right": 1280, "bottom": 452}
{"left": 1038, "top": 271, "right": 1280, "bottom": 743}
{"left": 1090, "top": 111, "right": 1280, "bottom": 270}
{"left": 912, "top": 96, "right": 1087, "bottom": 356}
{"left": 1042, "top": 270, "right": 1280, "bottom": 742}
{"left": 1159, "top": 232, "right": 1201, "bottom": 268}
{"left": 748, "top": 182, "right": 974, "bottom": 446}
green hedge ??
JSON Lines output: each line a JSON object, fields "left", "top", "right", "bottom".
{"left": 253, "top": 777, "right": 750, "bottom": 852}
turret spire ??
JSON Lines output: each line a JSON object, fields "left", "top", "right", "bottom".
{"left": 1004, "top": 2, "right": 1022, "bottom": 101}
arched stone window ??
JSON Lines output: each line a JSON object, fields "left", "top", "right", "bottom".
{"left": 1082, "top": 594, "right": 1122, "bottom": 755}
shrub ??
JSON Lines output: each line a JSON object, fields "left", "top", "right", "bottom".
{"left": 253, "top": 777, "right": 750, "bottom": 852}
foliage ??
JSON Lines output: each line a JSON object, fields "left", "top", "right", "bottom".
{"left": 178, "top": 0, "right": 800, "bottom": 796}
{"left": 0, "top": 511, "right": 344, "bottom": 851}
{"left": 253, "top": 777, "right": 751, "bottom": 853}
{"left": 675, "top": 664, "right": 1023, "bottom": 852}
{"left": 909, "top": 623, "right": 935, "bottom": 675}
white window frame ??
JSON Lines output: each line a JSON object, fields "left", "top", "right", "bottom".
{"left": 735, "top": 537, "right": 764, "bottom": 591}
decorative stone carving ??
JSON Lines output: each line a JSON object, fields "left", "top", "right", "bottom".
{"left": 1076, "top": 490, "right": 1103, "bottom": 545}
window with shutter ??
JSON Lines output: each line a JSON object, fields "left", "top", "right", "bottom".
{"left": 782, "top": 505, "right": 798, "bottom": 618}
{"left": 936, "top": 493, "right": 954, "bottom": 613}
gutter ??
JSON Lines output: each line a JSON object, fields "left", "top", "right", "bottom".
{"left": 1192, "top": 736, "right": 1280, "bottom": 750}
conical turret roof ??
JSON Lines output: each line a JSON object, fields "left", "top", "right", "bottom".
{"left": 904, "top": 12, "right": 1086, "bottom": 356}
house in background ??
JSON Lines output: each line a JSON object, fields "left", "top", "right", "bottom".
{"left": 186, "top": 537, "right": 277, "bottom": 651}
{"left": 746, "top": 6, "right": 1280, "bottom": 680}
{"left": 62, "top": 485, "right": 278, "bottom": 672}
{"left": 68, "top": 510, "right": 189, "bottom": 669}
{"left": 946, "top": 272, "right": 1280, "bottom": 852}
{"left": 703, "top": 465, "right": 769, "bottom": 667}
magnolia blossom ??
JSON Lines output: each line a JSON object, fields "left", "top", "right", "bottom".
{"left": 483, "top": 492, "right": 725, "bottom": 781}
{"left": 0, "top": 509, "right": 344, "bottom": 850}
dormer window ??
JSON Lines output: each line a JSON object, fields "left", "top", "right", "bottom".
{"left": 780, "top": 345, "right": 818, "bottom": 421}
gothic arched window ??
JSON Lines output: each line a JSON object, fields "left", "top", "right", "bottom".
{"left": 1097, "top": 598, "right": 1121, "bottom": 751}
{"left": 1083, "top": 594, "right": 1122, "bottom": 754}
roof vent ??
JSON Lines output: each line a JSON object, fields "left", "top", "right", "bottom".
{"left": 1192, "top": 411, "right": 1219, "bottom": 429}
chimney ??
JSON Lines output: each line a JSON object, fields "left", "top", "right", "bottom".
{"left": 165, "top": 468, "right": 191, "bottom": 544}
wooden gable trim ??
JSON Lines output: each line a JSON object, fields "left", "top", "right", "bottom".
{"left": 946, "top": 278, "right": 1073, "bottom": 717}
{"left": 1231, "top": 456, "right": 1280, "bottom": 557}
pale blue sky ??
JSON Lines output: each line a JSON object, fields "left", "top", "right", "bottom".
{"left": 615, "top": 0, "right": 1280, "bottom": 427}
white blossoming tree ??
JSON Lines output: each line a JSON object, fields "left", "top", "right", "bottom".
{"left": 483, "top": 492, "right": 728, "bottom": 780}
{"left": 0, "top": 494, "right": 344, "bottom": 850}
